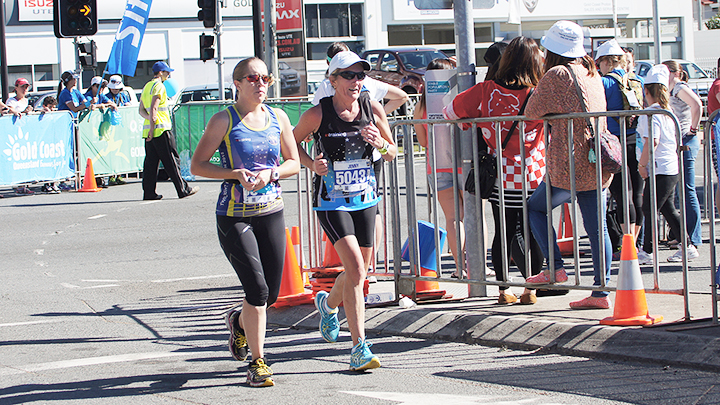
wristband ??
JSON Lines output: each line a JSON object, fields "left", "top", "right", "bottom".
{"left": 377, "top": 141, "right": 389, "bottom": 155}
{"left": 638, "top": 163, "right": 646, "bottom": 168}
{"left": 689, "top": 127, "right": 698, "bottom": 134}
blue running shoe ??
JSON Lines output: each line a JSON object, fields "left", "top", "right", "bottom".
{"left": 349, "top": 338, "right": 381, "bottom": 372}
{"left": 314, "top": 291, "right": 339, "bottom": 343}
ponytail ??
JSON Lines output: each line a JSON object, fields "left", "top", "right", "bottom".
{"left": 56, "top": 79, "right": 64, "bottom": 101}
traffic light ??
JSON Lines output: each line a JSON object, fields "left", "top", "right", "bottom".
{"left": 197, "top": 0, "right": 217, "bottom": 29}
{"left": 199, "top": 34, "right": 215, "bottom": 62}
{"left": 78, "top": 40, "right": 97, "bottom": 68}
{"left": 54, "top": 0, "right": 98, "bottom": 38}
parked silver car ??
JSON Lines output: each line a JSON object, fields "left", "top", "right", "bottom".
{"left": 635, "top": 59, "right": 714, "bottom": 100}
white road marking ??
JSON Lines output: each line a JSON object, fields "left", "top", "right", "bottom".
{"left": 0, "top": 352, "right": 188, "bottom": 376}
{"left": 140, "top": 200, "right": 162, "bottom": 205}
{"left": 341, "top": 391, "right": 554, "bottom": 404}
{"left": 83, "top": 284, "right": 120, "bottom": 289}
{"left": 88, "top": 214, "right": 106, "bottom": 220}
{"left": 0, "top": 320, "right": 63, "bottom": 328}
{"left": 151, "top": 274, "right": 233, "bottom": 283}
{"left": 34, "top": 249, "right": 44, "bottom": 255}
{"left": 60, "top": 283, "right": 118, "bottom": 289}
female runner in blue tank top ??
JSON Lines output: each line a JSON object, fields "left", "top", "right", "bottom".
{"left": 191, "top": 57, "right": 299, "bottom": 387}
{"left": 293, "top": 51, "right": 396, "bottom": 372}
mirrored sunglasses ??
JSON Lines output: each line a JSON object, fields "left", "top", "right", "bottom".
{"left": 244, "top": 74, "right": 273, "bottom": 85}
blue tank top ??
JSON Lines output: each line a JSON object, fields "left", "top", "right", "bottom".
{"left": 312, "top": 94, "right": 379, "bottom": 211}
{"left": 216, "top": 104, "right": 284, "bottom": 217}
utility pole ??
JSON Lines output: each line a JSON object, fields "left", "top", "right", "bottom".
{"left": 216, "top": 0, "right": 225, "bottom": 101}
{"left": 252, "top": 0, "right": 263, "bottom": 58}
{"left": 652, "top": 0, "right": 661, "bottom": 63}
{"left": 454, "top": 0, "right": 485, "bottom": 297}
{"left": 264, "top": 0, "right": 278, "bottom": 98}
{"left": 0, "top": 0, "right": 9, "bottom": 102}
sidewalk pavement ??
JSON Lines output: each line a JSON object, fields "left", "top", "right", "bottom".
{"left": 269, "top": 279, "right": 720, "bottom": 372}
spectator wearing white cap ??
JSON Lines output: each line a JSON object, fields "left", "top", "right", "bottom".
{"left": 636, "top": 64, "right": 699, "bottom": 264}
{"left": 106, "top": 75, "right": 132, "bottom": 107}
{"left": 524, "top": 20, "right": 614, "bottom": 310}
{"left": 84, "top": 76, "right": 116, "bottom": 111}
{"left": 294, "top": 50, "right": 396, "bottom": 371}
{"left": 6, "top": 78, "right": 33, "bottom": 116}
{"left": 595, "top": 39, "right": 645, "bottom": 252}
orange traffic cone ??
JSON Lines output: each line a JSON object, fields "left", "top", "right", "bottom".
{"left": 78, "top": 158, "right": 102, "bottom": 192}
{"left": 322, "top": 233, "right": 343, "bottom": 268}
{"left": 291, "top": 226, "right": 311, "bottom": 287}
{"left": 600, "top": 234, "right": 663, "bottom": 326}
{"left": 271, "top": 228, "right": 314, "bottom": 308}
{"left": 557, "top": 203, "right": 573, "bottom": 256}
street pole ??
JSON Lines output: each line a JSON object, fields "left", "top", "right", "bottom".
{"left": 612, "top": 0, "right": 619, "bottom": 39}
{"left": 264, "top": 0, "right": 278, "bottom": 98}
{"left": 216, "top": 0, "right": 225, "bottom": 101}
{"left": 252, "top": 0, "right": 263, "bottom": 58}
{"left": 454, "top": 0, "right": 485, "bottom": 297}
{"left": 0, "top": 0, "right": 9, "bottom": 102}
{"left": 652, "top": 0, "right": 661, "bottom": 64}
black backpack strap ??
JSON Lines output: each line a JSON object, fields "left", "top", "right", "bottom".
{"left": 500, "top": 88, "right": 534, "bottom": 150}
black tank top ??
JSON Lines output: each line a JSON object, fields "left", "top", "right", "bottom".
{"left": 312, "top": 93, "right": 378, "bottom": 209}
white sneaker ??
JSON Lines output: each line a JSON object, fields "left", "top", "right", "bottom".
{"left": 667, "top": 245, "right": 699, "bottom": 262}
{"left": 637, "top": 250, "right": 654, "bottom": 265}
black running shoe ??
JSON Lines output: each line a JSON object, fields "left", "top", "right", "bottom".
{"left": 224, "top": 310, "right": 249, "bottom": 361}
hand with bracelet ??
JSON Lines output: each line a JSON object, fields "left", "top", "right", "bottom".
{"left": 361, "top": 122, "right": 389, "bottom": 154}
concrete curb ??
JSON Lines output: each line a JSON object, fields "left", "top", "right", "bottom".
{"left": 269, "top": 305, "right": 720, "bottom": 372}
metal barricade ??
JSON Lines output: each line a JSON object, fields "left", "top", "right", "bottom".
{"left": 389, "top": 108, "right": 707, "bottom": 320}
{"left": 704, "top": 109, "right": 720, "bottom": 325}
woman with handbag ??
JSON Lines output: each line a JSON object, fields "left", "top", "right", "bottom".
{"left": 523, "top": 20, "right": 614, "bottom": 310}
{"left": 443, "top": 36, "right": 546, "bottom": 304}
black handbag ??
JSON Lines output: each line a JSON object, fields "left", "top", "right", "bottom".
{"left": 465, "top": 89, "right": 532, "bottom": 198}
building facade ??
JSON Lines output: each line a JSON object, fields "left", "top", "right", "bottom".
{"left": 2, "top": 0, "right": 696, "bottom": 95}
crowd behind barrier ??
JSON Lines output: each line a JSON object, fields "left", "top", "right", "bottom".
{"left": 386, "top": 108, "right": 719, "bottom": 323}
{"left": 4, "top": 98, "right": 716, "bottom": 321}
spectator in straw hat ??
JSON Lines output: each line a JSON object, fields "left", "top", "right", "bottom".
{"left": 524, "top": 20, "right": 614, "bottom": 310}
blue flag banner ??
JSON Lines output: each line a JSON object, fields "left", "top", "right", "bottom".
{"left": 104, "top": 0, "right": 153, "bottom": 77}
{"left": 0, "top": 112, "right": 75, "bottom": 186}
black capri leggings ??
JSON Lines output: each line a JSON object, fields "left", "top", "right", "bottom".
{"left": 608, "top": 142, "right": 644, "bottom": 226}
{"left": 217, "top": 210, "right": 286, "bottom": 307}
{"left": 317, "top": 205, "right": 377, "bottom": 247}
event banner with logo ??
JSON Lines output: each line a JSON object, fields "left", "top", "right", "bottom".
{"left": 77, "top": 107, "right": 147, "bottom": 176}
{"left": 0, "top": 112, "right": 75, "bottom": 186}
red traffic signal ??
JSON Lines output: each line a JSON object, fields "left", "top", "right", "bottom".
{"left": 54, "top": 0, "right": 98, "bottom": 38}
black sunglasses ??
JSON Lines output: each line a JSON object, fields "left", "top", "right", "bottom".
{"left": 335, "top": 71, "right": 366, "bottom": 81}
{"left": 243, "top": 74, "right": 273, "bottom": 84}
